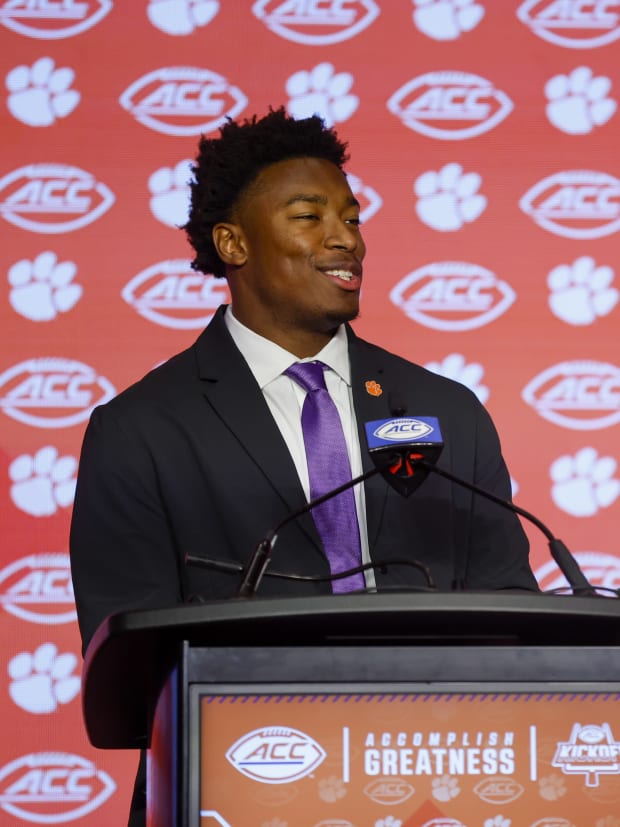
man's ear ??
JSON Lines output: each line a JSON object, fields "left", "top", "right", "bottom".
{"left": 212, "top": 223, "right": 247, "bottom": 267}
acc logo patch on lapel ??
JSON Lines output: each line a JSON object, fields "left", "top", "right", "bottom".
{"left": 365, "top": 380, "right": 382, "bottom": 397}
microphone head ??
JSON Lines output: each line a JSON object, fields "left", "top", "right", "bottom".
{"left": 365, "top": 416, "right": 444, "bottom": 496}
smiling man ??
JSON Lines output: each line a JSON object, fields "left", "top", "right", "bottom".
{"left": 70, "top": 108, "right": 537, "bottom": 827}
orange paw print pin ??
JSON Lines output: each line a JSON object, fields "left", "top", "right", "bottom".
{"left": 365, "top": 380, "right": 382, "bottom": 397}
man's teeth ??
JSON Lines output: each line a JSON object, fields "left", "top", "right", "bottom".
{"left": 326, "top": 270, "right": 354, "bottom": 281}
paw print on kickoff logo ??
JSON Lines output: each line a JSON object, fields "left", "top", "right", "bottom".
{"left": 6, "top": 57, "right": 80, "bottom": 128}
{"left": 375, "top": 816, "right": 402, "bottom": 827}
{"left": 538, "top": 774, "right": 567, "bottom": 801}
{"left": 147, "top": 0, "right": 219, "bottom": 35}
{"left": 484, "top": 817, "right": 511, "bottom": 827}
{"left": 545, "top": 67, "right": 616, "bottom": 136}
{"left": 8, "top": 252, "right": 82, "bottom": 322}
{"left": 424, "top": 353, "right": 489, "bottom": 404}
{"left": 548, "top": 256, "right": 618, "bottom": 326}
{"left": 318, "top": 774, "right": 346, "bottom": 802}
{"left": 414, "top": 163, "right": 487, "bottom": 232}
{"left": 286, "top": 62, "right": 359, "bottom": 128}
{"left": 8, "top": 643, "right": 80, "bottom": 714}
{"left": 9, "top": 447, "right": 77, "bottom": 518}
{"left": 550, "top": 448, "right": 620, "bottom": 518}
{"left": 149, "top": 160, "right": 193, "bottom": 227}
{"left": 431, "top": 774, "right": 460, "bottom": 802}
{"left": 412, "top": 0, "right": 485, "bottom": 41}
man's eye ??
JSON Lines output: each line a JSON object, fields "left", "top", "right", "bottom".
{"left": 346, "top": 217, "right": 362, "bottom": 226}
{"left": 293, "top": 213, "right": 319, "bottom": 220}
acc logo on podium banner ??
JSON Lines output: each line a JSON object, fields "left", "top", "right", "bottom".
{"left": 226, "top": 727, "right": 326, "bottom": 783}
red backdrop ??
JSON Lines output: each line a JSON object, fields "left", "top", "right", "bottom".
{"left": 1, "top": 1, "right": 619, "bottom": 823}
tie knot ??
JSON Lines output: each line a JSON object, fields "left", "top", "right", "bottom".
{"left": 285, "top": 361, "right": 327, "bottom": 393}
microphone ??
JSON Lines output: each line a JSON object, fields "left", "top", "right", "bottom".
{"left": 364, "top": 415, "right": 597, "bottom": 597}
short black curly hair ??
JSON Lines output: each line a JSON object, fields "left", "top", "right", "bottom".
{"left": 183, "top": 107, "right": 349, "bottom": 277}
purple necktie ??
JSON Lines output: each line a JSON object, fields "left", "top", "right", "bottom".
{"left": 285, "top": 361, "right": 364, "bottom": 593}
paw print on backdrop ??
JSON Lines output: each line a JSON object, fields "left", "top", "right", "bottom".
{"left": 317, "top": 774, "right": 346, "bottom": 803}
{"left": 147, "top": 0, "right": 219, "bottom": 35}
{"left": 414, "top": 163, "right": 487, "bottom": 232}
{"left": 8, "top": 643, "right": 80, "bottom": 714}
{"left": 424, "top": 353, "right": 489, "bottom": 404}
{"left": 375, "top": 817, "right": 402, "bottom": 827}
{"left": 286, "top": 62, "right": 358, "bottom": 127}
{"left": 431, "top": 774, "right": 460, "bottom": 802}
{"left": 545, "top": 66, "right": 616, "bottom": 135}
{"left": 484, "top": 817, "right": 511, "bottom": 827}
{"left": 8, "top": 251, "right": 82, "bottom": 322}
{"left": 548, "top": 256, "right": 618, "bottom": 326}
{"left": 539, "top": 774, "right": 567, "bottom": 801}
{"left": 6, "top": 57, "right": 80, "bottom": 127}
{"left": 550, "top": 447, "right": 620, "bottom": 518}
{"left": 149, "top": 159, "right": 193, "bottom": 227}
{"left": 9, "top": 447, "right": 77, "bottom": 517}
{"left": 413, "top": 0, "right": 485, "bottom": 41}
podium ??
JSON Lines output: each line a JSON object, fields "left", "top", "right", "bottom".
{"left": 82, "top": 593, "right": 620, "bottom": 827}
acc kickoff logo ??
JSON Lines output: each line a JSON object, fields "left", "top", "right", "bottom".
{"left": 552, "top": 723, "right": 620, "bottom": 786}
{"left": 391, "top": 262, "right": 515, "bottom": 331}
{"left": 0, "top": 554, "right": 76, "bottom": 625}
{"left": 0, "top": 752, "right": 114, "bottom": 822}
{"left": 0, "top": 358, "right": 116, "bottom": 428}
{"left": 387, "top": 71, "right": 512, "bottom": 140}
{"left": 520, "top": 170, "right": 620, "bottom": 239}
{"left": 120, "top": 67, "right": 247, "bottom": 136}
{"left": 522, "top": 360, "right": 620, "bottom": 430}
{"left": 517, "top": 0, "right": 620, "bottom": 49}
{"left": 252, "top": 0, "right": 379, "bottom": 45}
{"left": 0, "top": 164, "right": 114, "bottom": 234}
{"left": 226, "top": 727, "right": 326, "bottom": 783}
{"left": 122, "top": 260, "right": 229, "bottom": 329}
{"left": 0, "top": 0, "right": 112, "bottom": 39}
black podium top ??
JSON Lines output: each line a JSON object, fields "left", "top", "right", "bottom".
{"left": 82, "top": 592, "right": 620, "bottom": 748}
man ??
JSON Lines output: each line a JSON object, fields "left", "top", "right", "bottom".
{"left": 70, "top": 108, "right": 537, "bottom": 825}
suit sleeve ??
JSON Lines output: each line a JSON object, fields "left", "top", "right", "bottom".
{"left": 69, "top": 403, "right": 182, "bottom": 653}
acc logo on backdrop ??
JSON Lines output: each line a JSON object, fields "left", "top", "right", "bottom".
{"left": 0, "top": 0, "right": 112, "bottom": 39}
{"left": 473, "top": 777, "right": 524, "bottom": 804}
{"left": 0, "top": 358, "right": 116, "bottom": 428}
{"left": 120, "top": 67, "right": 247, "bottom": 136}
{"left": 387, "top": 72, "right": 512, "bottom": 140}
{"left": 122, "top": 260, "right": 230, "bottom": 329}
{"left": 0, "top": 164, "right": 114, "bottom": 234}
{"left": 530, "top": 819, "right": 576, "bottom": 827}
{"left": 517, "top": 0, "right": 620, "bottom": 49}
{"left": 390, "top": 262, "right": 515, "bottom": 331}
{"left": 364, "top": 777, "right": 415, "bottom": 805}
{"left": 520, "top": 170, "right": 620, "bottom": 239}
{"left": 252, "top": 0, "right": 380, "bottom": 45}
{"left": 0, "top": 554, "right": 76, "bottom": 624}
{"left": 227, "top": 727, "right": 326, "bottom": 783}
{"left": 522, "top": 360, "right": 620, "bottom": 430}
{"left": 0, "top": 752, "right": 114, "bottom": 822}
{"left": 535, "top": 551, "right": 620, "bottom": 593}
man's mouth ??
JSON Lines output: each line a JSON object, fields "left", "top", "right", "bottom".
{"left": 324, "top": 269, "right": 355, "bottom": 282}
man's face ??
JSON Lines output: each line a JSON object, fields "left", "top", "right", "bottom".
{"left": 225, "top": 156, "right": 366, "bottom": 355}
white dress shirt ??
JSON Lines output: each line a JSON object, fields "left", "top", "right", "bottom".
{"left": 224, "top": 306, "right": 374, "bottom": 587}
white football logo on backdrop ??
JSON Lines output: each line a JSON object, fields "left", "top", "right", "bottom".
{"left": 0, "top": 553, "right": 76, "bottom": 625}
{"left": 536, "top": 551, "right": 620, "bottom": 593}
{"left": 347, "top": 173, "right": 382, "bottom": 222}
{"left": 387, "top": 71, "right": 513, "bottom": 140}
{"left": 252, "top": 0, "right": 380, "bottom": 45}
{"left": 412, "top": 0, "right": 485, "bottom": 40}
{"left": 519, "top": 170, "right": 620, "bottom": 240}
{"left": 9, "top": 643, "right": 80, "bottom": 714}
{"left": 6, "top": 57, "right": 80, "bottom": 126}
{"left": 287, "top": 63, "right": 358, "bottom": 127}
{"left": 414, "top": 163, "right": 486, "bottom": 231}
{"left": 545, "top": 67, "right": 616, "bottom": 135}
{"left": 0, "top": 0, "right": 113, "bottom": 40}
{"left": 149, "top": 160, "right": 192, "bottom": 227}
{"left": 424, "top": 353, "right": 489, "bottom": 403}
{"left": 548, "top": 256, "right": 618, "bottom": 326}
{"left": 10, "top": 447, "right": 77, "bottom": 517}
{"left": 517, "top": 0, "right": 620, "bottom": 49}
{"left": 8, "top": 252, "right": 82, "bottom": 322}
{"left": 147, "top": 0, "right": 219, "bottom": 35}
{"left": 550, "top": 447, "right": 620, "bottom": 517}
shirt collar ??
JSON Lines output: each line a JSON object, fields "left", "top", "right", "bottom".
{"left": 224, "top": 306, "right": 351, "bottom": 389}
